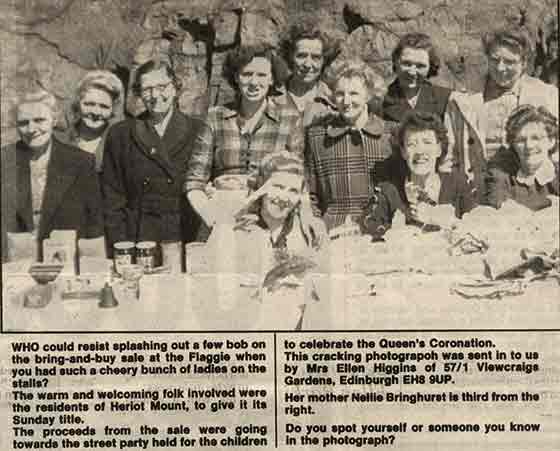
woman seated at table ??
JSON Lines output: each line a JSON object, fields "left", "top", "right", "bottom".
{"left": 185, "top": 44, "right": 302, "bottom": 236}
{"left": 305, "top": 58, "right": 390, "bottom": 231}
{"left": 361, "top": 110, "right": 476, "bottom": 239}
{"left": 233, "top": 151, "right": 325, "bottom": 260}
{"left": 486, "top": 104, "right": 559, "bottom": 211}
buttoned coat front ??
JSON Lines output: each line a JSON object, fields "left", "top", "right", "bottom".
{"left": 305, "top": 113, "right": 392, "bottom": 230}
{"left": 1, "top": 138, "right": 103, "bottom": 260}
{"left": 101, "top": 110, "right": 204, "bottom": 254}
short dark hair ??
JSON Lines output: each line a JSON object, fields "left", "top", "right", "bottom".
{"left": 279, "top": 16, "right": 340, "bottom": 74}
{"left": 482, "top": 26, "right": 534, "bottom": 64}
{"left": 133, "top": 59, "right": 181, "bottom": 96}
{"left": 505, "top": 104, "right": 558, "bottom": 148}
{"left": 396, "top": 110, "right": 449, "bottom": 169}
{"left": 541, "top": 58, "right": 558, "bottom": 84}
{"left": 222, "top": 44, "right": 290, "bottom": 91}
{"left": 391, "top": 33, "right": 441, "bottom": 78}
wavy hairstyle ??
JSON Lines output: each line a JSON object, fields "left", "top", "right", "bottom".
{"left": 395, "top": 110, "right": 450, "bottom": 171}
{"left": 323, "top": 58, "right": 386, "bottom": 102}
{"left": 13, "top": 89, "right": 60, "bottom": 126}
{"left": 505, "top": 104, "right": 558, "bottom": 148}
{"left": 71, "top": 70, "right": 124, "bottom": 123}
{"left": 222, "top": 43, "right": 290, "bottom": 92}
{"left": 391, "top": 32, "right": 441, "bottom": 78}
{"left": 279, "top": 16, "right": 341, "bottom": 74}
{"left": 482, "top": 26, "right": 535, "bottom": 65}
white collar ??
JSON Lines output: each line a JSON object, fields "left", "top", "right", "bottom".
{"left": 153, "top": 107, "right": 174, "bottom": 137}
{"left": 515, "top": 158, "right": 556, "bottom": 186}
{"left": 29, "top": 140, "right": 52, "bottom": 164}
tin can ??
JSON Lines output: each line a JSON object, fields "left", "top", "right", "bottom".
{"left": 113, "top": 241, "right": 135, "bottom": 275}
{"left": 136, "top": 241, "right": 157, "bottom": 272}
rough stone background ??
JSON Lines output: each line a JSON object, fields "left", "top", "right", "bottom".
{"left": 1, "top": 0, "right": 557, "bottom": 145}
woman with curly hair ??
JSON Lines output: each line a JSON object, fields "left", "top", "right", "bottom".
{"left": 486, "top": 104, "right": 559, "bottom": 211}
{"left": 383, "top": 32, "right": 452, "bottom": 124}
{"left": 361, "top": 111, "right": 476, "bottom": 239}
{"left": 305, "top": 58, "right": 391, "bottom": 230}
{"left": 277, "top": 16, "right": 341, "bottom": 127}
{"left": 446, "top": 26, "right": 559, "bottom": 203}
{"left": 67, "top": 70, "right": 124, "bottom": 171}
{"left": 185, "top": 44, "right": 302, "bottom": 232}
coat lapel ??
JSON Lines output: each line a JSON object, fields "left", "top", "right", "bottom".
{"left": 38, "top": 141, "right": 78, "bottom": 239}
{"left": 15, "top": 142, "right": 34, "bottom": 232}
{"left": 132, "top": 115, "right": 175, "bottom": 175}
{"left": 164, "top": 110, "right": 190, "bottom": 161}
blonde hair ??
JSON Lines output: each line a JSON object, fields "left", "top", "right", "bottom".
{"left": 72, "top": 70, "right": 124, "bottom": 122}
{"left": 323, "top": 58, "right": 385, "bottom": 102}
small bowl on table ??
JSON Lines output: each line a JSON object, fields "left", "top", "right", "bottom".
{"left": 24, "top": 263, "right": 64, "bottom": 308}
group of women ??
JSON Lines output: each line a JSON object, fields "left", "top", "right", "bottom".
{"left": 2, "top": 21, "right": 558, "bottom": 265}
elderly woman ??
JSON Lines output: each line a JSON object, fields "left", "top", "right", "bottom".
{"left": 278, "top": 16, "right": 340, "bottom": 127}
{"left": 68, "top": 70, "right": 124, "bottom": 171}
{"left": 1, "top": 89, "right": 103, "bottom": 261}
{"left": 305, "top": 58, "right": 391, "bottom": 230}
{"left": 185, "top": 44, "right": 302, "bottom": 232}
{"left": 102, "top": 59, "right": 204, "bottom": 259}
{"left": 383, "top": 32, "right": 452, "bottom": 124}
{"left": 447, "top": 26, "right": 559, "bottom": 203}
{"left": 361, "top": 111, "right": 475, "bottom": 238}
{"left": 486, "top": 105, "right": 558, "bottom": 211}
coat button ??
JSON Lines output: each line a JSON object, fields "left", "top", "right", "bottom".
{"left": 167, "top": 178, "right": 173, "bottom": 184}
{"left": 150, "top": 147, "right": 157, "bottom": 155}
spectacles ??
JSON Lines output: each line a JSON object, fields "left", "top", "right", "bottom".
{"left": 140, "top": 82, "right": 171, "bottom": 97}
{"left": 488, "top": 55, "right": 522, "bottom": 68}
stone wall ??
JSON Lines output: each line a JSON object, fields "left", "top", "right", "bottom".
{"left": 1, "top": 0, "right": 557, "bottom": 144}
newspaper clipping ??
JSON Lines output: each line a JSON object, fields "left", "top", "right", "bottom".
{"left": 1, "top": 0, "right": 559, "bottom": 449}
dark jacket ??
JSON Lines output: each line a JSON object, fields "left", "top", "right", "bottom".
{"left": 382, "top": 79, "right": 452, "bottom": 124}
{"left": 101, "top": 110, "right": 204, "bottom": 255}
{"left": 1, "top": 138, "right": 104, "bottom": 260}
{"left": 361, "top": 171, "right": 476, "bottom": 239}
{"left": 486, "top": 168, "right": 559, "bottom": 211}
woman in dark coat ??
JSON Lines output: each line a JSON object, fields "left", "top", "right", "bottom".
{"left": 101, "top": 59, "right": 204, "bottom": 257}
{"left": 361, "top": 111, "right": 475, "bottom": 239}
{"left": 2, "top": 90, "right": 103, "bottom": 261}
{"left": 382, "top": 33, "right": 452, "bottom": 124}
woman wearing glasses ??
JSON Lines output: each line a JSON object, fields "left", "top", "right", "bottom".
{"left": 101, "top": 59, "right": 204, "bottom": 259}
{"left": 446, "top": 26, "right": 558, "bottom": 204}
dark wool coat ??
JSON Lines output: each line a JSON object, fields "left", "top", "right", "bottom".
{"left": 1, "top": 138, "right": 103, "bottom": 261}
{"left": 382, "top": 79, "right": 452, "bottom": 124}
{"left": 101, "top": 110, "right": 204, "bottom": 255}
{"left": 361, "top": 171, "right": 476, "bottom": 239}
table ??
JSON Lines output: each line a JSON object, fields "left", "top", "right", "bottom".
{"left": 3, "top": 267, "right": 558, "bottom": 331}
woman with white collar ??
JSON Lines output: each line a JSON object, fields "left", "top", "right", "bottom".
{"left": 486, "top": 105, "right": 559, "bottom": 211}
{"left": 446, "top": 26, "right": 558, "bottom": 203}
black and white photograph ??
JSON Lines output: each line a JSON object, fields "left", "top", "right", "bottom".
{"left": 1, "top": 0, "right": 558, "bottom": 332}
